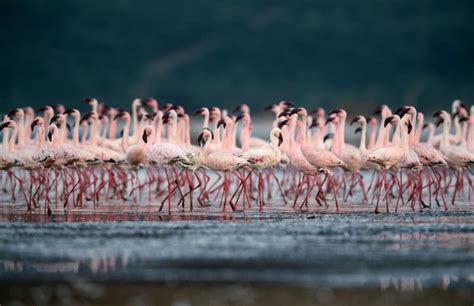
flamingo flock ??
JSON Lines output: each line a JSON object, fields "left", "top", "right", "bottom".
{"left": 1, "top": 98, "right": 473, "bottom": 214}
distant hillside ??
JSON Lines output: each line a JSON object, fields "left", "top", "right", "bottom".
{"left": 2, "top": 0, "right": 474, "bottom": 114}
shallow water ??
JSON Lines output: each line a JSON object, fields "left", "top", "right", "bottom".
{"left": 1, "top": 201, "right": 473, "bottom": 305}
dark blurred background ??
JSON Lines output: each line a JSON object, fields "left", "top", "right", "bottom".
{"left": 1, "top": 0, "right": 474, "bottom": 115}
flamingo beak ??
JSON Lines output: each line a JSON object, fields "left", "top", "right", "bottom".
{"left": 323, "top": 133, "right": 334, "bottom": 142}
{"left": 350, "top": 116, "right": 360, "bottom": 126}
{"left": 278, "top": 112, "right": 288, "bottom": 118}
{"left": 407, "top": 120, "right": 413, "bottom": 134}
{"left": 384, "top": 116, "right": 394, "bottom": 127}
{"left": 278, "top": 133, "right": 283, "bottom": 146}
{"left": 197, "top": 133, "right": 205, "bottom": 147}
{"left": 277, "top": 120, "right": 288, "bottom": 129}
{"left": 142, "top": 131, "right": 148, "bottom": 143}
{"left": 193, "top": 109, "right": 203, "bottom": 116}
{"left": 235, "top": 114, "right": 244, "bottom": 122}
{"left": 433, "top": 111, "right": 442, "bottom": 118}
{"left": 47, "top": 131, "right": 53, "bottom": 142}
{"left": 0, "top": 122, "right": 10, "bottom": 131}
{"left": 217, "top": 119, "right": 226, "bottom": 129}
{"left": 435, "top": 118, "right": 444, "bottom": 127}
{"left": 325, "top": 116, "right": 335, "bottom": 125}
{"left": 30, "top": 119, "right": 39, "bottom": 131}
{"left": 354, "top": 127, "right": 362, "bottom": 134}
{"left": 264, "top": 105, "right": 274, "bottom": 111}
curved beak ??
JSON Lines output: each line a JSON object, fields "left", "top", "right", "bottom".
{"left": 278, "top": 133, "right": 283, "bottom": 146}
{"left": 235, "top": 114, "right": 244, "bottom": 122}
{"left": 278, "top": 119, "right": 288, "bottom": 129}
{"left": 47, "top": 131, "right": 53, "bottom": 142}
{"left": 435, "top": 118, "right": 444, "bottom": 127}
{"left": 354, "top": 127, "right": 362, "bottom": 134}
{"left": 323, "top": 133, "right": 334, "bottom": 142}
{"left": 350, "top": 116, "right": 360, "bottom": 126}
{"left": 217, "top": 119, "right": 226, "bottom": 129}
{"left": 384, "top": 116, "right": 394, "bottom": 127}
{"left": 406, "top": 120, "right": 413, "bottom": 134}
{"left": 142, "top": 130, "right": 148, "bottom": 143}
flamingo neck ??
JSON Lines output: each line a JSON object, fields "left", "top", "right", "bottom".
{"left": 427, "top": 125, "right": 435, "bottom": 144}
{"left": 441, "top": 120, "right": 450, "bottom": 150}
{"left": 414, "top": 116, "right": 423, "bottom": 144}
{"left": 375, "top": 113, "right": 387, "bottom": 148}
{"left": 17, "top": 114, "right": 25, "bottom": 146}
{"left": 122, "top": 118, "right": 130, "bottom": 151}
{"left": 368, "top": 123, "right": 376, "bottom": 150}
{"left": 9, "top": 126, "right": 17, "bottom": 152}
{"left": 461, "top": 121, "right": 468, "bottom": 146}
{"left": 36, "top": 127, "right": 45, "bottom": 150}
{"left": 155, "top": 118, "right": 162, "bottom": 144}
{"left": 359, "top": 121, "right": 367, "bottom": 151}
{"left": 240, "top": 121, "right": 250, "bottom": 151}
{"left": 73, "top": 116, "right": 80, "bottom": 146}
{"left": 300, "top": 113, "right": 308, "bottom": 145}
{"left": 212, "top": 120, "right": 221, "bottom": 144}
{"left": 203, "top": 112, "right": 209, "bottom": 129}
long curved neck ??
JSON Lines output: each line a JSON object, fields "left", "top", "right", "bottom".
{"left": 122, "top": 119, "right": 130, "bottom": 151}
{"left": 441, "top": 120, "right": 450, "bottom": 150}
{"left": 17, "top": 115, "right": 25, "bottom": 146}
{"left": 222, "top": 123, "right": 232, "bottom": 149}
{"left": 212, "top": 120, "right": 221, "bottom": 144}
{"left": 427, "top": 125, "right": 435, "bottom": 144}
{"left": 300, "top": 113, "right": 308, "bottom": 145}
{"left": 90, "top": 118, "right": 99, "bottom": 146}
{"left": 339, "top": 116, "right": 346, "bottom": 150}
{"left": 375, "top": 114, "right": 387, "bottom": 148}
{"left": 368, "top": 123, "right": 376, "bottom": 150}
{"left": 73, "top": 116, "right": 80, "bottom": 146}
{"left": 132, "top": 103, "right": 139, "bottom": 136}
{"left": 400, "top": 121, "right": 409, "bottom": 152}
{"left": 414, "top": 116, "right": 423, "bottom": 144}
{"left": 409, "top": 110, "right": 417, "bottom": 144}
{"left": 2, "top": 126, "right": 10, "bottom": 150}
{"left": 155, "top": 118, "right": 162, "bottom": 144}
{"left": 359, "top": 122, "right": 367, "bottom": 151}
{"left": 9, "top": 126, "right": 18, "bottom": 152}
{"left": 240, "top": 121, "right": 250, "bottom": 151}
{"left": 203, "top": 113, "right": 209, "bottom": 129}
{"left": 461, "top": 121, "right": 468, "bottom": 146}
{"left": 36, "top": 127, "right": 45, "bottom": 149}
{"left": 454, "top": 115, "right": 462, "bottom": 142}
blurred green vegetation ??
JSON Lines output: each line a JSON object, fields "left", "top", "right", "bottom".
{"left": 1, "top": 0, "right": 474, "bottom": 114}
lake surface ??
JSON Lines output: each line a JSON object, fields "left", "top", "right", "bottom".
{"left": 0, "top": 202, "right": 473, "bottom": 305}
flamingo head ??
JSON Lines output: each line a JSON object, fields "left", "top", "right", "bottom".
{"left": 270, "top": 128, "right": 284, "bottom": 146}
{"left": 433, "top": 110, "right": 450, "bottom": 127}
{"left": 47, "top": 124, "right": 59, "bottom": 142}
{"left": 278, "top": 100, "right": 294, "bottom": 111}
{"left": 141, "top": 126, "right": 154, "bottom": 144}
{"left": 0, "top": 120, "right": 16, "bottom": 131}
{"left": 141, "top": 98, "right": 158, "bottom": 110}
{"left": 323, "top": 133, "right": 333, "bottom": 142}
{"left": 350, "top": 115, "right": 366, "bottom": 126}
{"left": 30, "top": 117, "right": 44, "bottom": 131}
{"left": 63, "top": 109, "right": 80, "bottom": 118}
{"left": 160, "top": 103, "right": 174, "bottom": 112}
{"left": 36, "top": 106, "right": 54, "bottom": 118}
{"left": 233, "top": 104, "right": 249, "bottom": 114}
{"left": 277, "top": 118, "right": 289, "bottom": 129}
{"left": 193, "top": 107, "right": 209, "bottom": 117}
{"left": 52, "top": 104, "right": 65, "bottom": 114}
{"left": 197, "top": 128, "right": 213, "bottom": 147}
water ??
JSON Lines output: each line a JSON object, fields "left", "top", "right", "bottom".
{"left": 1, "top": 202, "right": 473, "bottom": 305}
